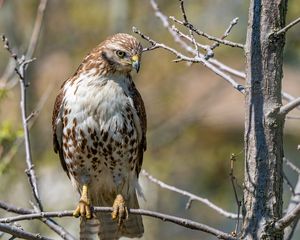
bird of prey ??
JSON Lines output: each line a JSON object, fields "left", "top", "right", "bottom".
{"left": 52, "top": 33, "right": 146, "bottom": 240}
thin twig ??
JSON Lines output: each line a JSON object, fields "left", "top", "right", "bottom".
{"left": 229, "top": 154, "right": 242, "bottom": 236}
{"left": 0, "top": 222, "right": 52, "bottom": 240}
{"left": 169, "top": 16, "right": 244, "bottom": 49}
{"left": 0, "top": 208, "right": 237, "bottom": 240}
{"left": 141, "top": 170, "right": 239, "bottom": 219}
{"left": 205, "top": 17, "right": 239, "bottom": 59}
{"left": 279, "top": 97, "right": 300, "bottom": 116}
{"left": 274, "top": 17, "right": 300, "bottom": 36}
{"left": 275, "top": 202, "right": 300, "bottom": 231}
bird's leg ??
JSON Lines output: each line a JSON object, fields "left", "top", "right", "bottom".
{"left": 112, "top": 194, "right": 128, "bottom": 225}
{"left": 73, "top": 184, "right": 92, "bottom": 219}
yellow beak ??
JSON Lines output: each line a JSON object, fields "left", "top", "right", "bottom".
{"left": 131, "top": 55, "right": 140, "bottom": 73}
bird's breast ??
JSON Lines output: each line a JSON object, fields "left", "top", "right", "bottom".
{"left": 61, "top": 75, "right": 140, "bottom": 191}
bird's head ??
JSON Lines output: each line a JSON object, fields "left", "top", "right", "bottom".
{"left": 100, "top": 33, "right": 143, "bottom": 74}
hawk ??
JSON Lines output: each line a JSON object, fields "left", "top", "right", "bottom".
{"left": 52, "top": 33, "right": 146, "bottom": 240}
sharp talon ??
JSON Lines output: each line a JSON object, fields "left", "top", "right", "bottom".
{"left": 73, "top": 184, "right": 92, "bottom": 219}
{"left": 73, "top": 206, "right": 80, "bottom": 218}
{"left": 111, "top": 194, "right": 128, "bottom": 226}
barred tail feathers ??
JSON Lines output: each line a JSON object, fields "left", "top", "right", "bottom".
{"left": 80, "top": 217, "right": 100, "bottom": 240}
{"left": 96, "top": 192, "right": 144, "bottom": 240}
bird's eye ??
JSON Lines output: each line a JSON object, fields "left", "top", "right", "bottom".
{"left": 116, "top": 50, "right": 126, "bottom": 58}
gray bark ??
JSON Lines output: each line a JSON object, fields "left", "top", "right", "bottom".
{"left": 243, "top": 0, "right": 288, "bottom": 239}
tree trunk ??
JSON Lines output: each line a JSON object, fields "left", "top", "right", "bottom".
{"left": 243, "top": 0, "right": 288, "bottom": 239}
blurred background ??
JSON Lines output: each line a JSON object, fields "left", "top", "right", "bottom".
{"left": 0, "top": 0, "right": 299, "bottom": 239}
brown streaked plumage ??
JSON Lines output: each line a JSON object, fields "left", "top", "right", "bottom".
{"left": 52, "top": 33, "right": 146, "bottom": 240}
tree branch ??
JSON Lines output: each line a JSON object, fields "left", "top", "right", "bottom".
{"left": 279, "top": 97, "right": 300, "bottom": 116}
{"left": 141, "top": 170, "right": 239, "bottom": 219}
{"left": 274, "top": 202, "right": 300, "bottom": 231}
{"left": 133, "top": 27, "right": 245, "bottom": 94}
{"left": 148, "top": 0, "right": 246, "bottom": 80}
{"left": 274, "top": 17, "right": 300, "bottom": 36}
{"left": 0, "top": 207, "right": 237, "bottom": 240}
{"left": 169, "top": 16, "right": 244, "bottom": 49}
{"left": 0, "top": 222, "right": 52, "bottom": 240}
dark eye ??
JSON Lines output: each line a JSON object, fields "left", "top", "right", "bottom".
{"left": 116, "top": 50, "right": 126, "bottom": 58}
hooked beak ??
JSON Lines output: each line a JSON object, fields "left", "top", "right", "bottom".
{"left": 131, "top": 55, "right": 140, "bottom": 73}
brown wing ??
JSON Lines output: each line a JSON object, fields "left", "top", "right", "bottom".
{"left": 52, "top": 87, "right": 69, "bottom": 177}
{"left": 129, "top": 79, "right": 147, "bottom": 177}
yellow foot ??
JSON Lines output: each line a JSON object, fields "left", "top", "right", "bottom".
{"left": 111, "top": 194, "right": 128, "bottom": 225}
{"left": 73, "top": 184, "right": 92, "bottom": 219}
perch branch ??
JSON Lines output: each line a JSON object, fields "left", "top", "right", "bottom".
{"left": 0, "top": 207, "right": 237, "bottom": 240}
{"left": 141, "top": 170, "right": 239, "bottom": 219}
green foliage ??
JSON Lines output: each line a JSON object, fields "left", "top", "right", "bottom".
{"left": 0, "top": 121, "right": 22, "bottom": 144}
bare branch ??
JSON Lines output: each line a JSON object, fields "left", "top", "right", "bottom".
{"left": 274, "top": 202, "right": 300, "bottom": 231}
{"left": 133, "top": 27, "right": 245, "bottom": 94}
{"left": 169, "top": 15, "right": 244, "bottom": 49}
{"left": 141, "top": 170, "right": 239, "bottom": 219}
{"left": 279, "top": 97, "right": 300, "bottom": 116}
{"left": 229, "top": 154, "right": 242, "bottom": 236}
{"left": 206, "top": 17, "right": 239, "bottom": 59}
{"left": 149, "top": 0, "right": 246, "bottom": 80}
{"left": 0, "top": 222, "right": 52, "bottom": 240}
{"left": 0, "top": 201, "right": 34, "bottom": 215}
{"left": 274, "top": 17, "right": 300, "bottom": 36}
{"left": 0, "top": 207, "right": 237, "bottom": 240}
